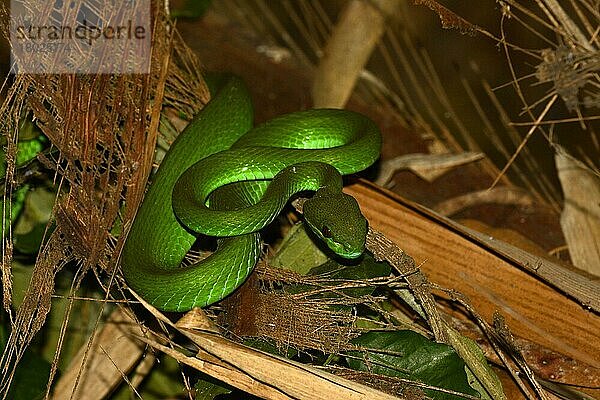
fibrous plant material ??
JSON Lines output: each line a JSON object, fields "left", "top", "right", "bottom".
{"left": 132, "top": 289, "right": 402, "bottom": 400}
{"left": 0, "top": 1, "right": 208, "bottom": 396}
{"left": 222, "top": 261, "right": 403, "bottom": 354}
{"left": 536, "top": 45, "right": 599, "bottom": 113}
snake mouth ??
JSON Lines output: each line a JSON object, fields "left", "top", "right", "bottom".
{"left": 342, "top": 250, "right": 364, "bottom": 259}
{"left": 323, "top": 239, "right": 363, "bottom": 259}
{"left": 338, "top": 244, "right": 364, "bottom": 259}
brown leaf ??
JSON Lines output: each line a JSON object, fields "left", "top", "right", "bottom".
{"left": 346, "top": 181, "right": 600, "bottom": 368}
{"left": 412, "top": 0, "right": 478, "bottom": 35}
{"left": 556, "top": 149, "right": 600, "bottom": 276}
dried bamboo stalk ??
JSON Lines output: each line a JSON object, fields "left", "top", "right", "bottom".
{"left": 312, "top": 0, "right": 401, "bottom": 108}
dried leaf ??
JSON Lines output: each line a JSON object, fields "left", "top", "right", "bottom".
{"left": 347, "top": 181, "right": 600, "bottom": 367}
{"left": 412, "top": 1, "right": 477, "bottom": 35}
{"left": 51, "top": 308, "right": 145, "bottom": 400}
{"left": 376, "top": 152, "right": 484, "bottom": 187}
{"left": 556, "top": 149, "right": 600, "bottom": 276}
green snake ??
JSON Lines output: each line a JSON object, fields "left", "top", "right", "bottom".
{"left": 121, "top": 76, "right": 381, "bottom": 311}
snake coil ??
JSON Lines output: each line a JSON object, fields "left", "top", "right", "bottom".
{"left": 122, "top": 76, "right": 381, "bottom": 311}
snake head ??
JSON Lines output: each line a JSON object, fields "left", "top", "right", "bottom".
{"left": 303, "top": 188, "right": 367, "bottom": 259}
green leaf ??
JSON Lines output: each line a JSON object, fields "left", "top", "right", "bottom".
{"left": 0, "top": 186, "right": 29, "bottom": 240}
{"left": 139, "top": 356, "right": 185, "bottom": 399}
{"left": 170, "top": 0, "right": 213, "bottom": 19}
{"left": 194, "top": 374, "right": 232, "bottom": 399}
{"left": 17, "top": 117, "right": 44, "bottom": 142}
{"left": 11, "top": 261, "right": 34, "bottom": 308}
{"left": 6, "top": 350, "right": 52, "bottom": 400}
{"left": 14, "top": 222, "right": 50, "bottom": 254}
{"left": 13, "top": 188, "right": 55, "bottom": 236}
{"left": 271, "top": 223, "right": 330, "bottom": 275}
{"left": 446, "top": 328, "right": 505, "bottom": 400}
{"left": 348, "top": 330, "right": 480, "bottom": 400}
{"left": 10, "top": 264, "right": 103, "bottom": 371}
{"left": 274, "top": 224, "right": 391, "bottom": 303}
{"left": 243, "top": 338, "right": 299, "bottom": 359}
{"left": 0, "top": 312, "right": 52, "bottom": 400}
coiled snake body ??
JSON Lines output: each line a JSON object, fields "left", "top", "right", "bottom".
{"left": 122, "top": 76, "right": 382, "bottom": 311}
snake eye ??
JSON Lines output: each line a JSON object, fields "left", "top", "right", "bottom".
{"left": 321, "top": 225, "right": 332, "bottom": 238}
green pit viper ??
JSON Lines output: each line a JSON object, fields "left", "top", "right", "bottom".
{"left": 121, "top": 76, "right": 382, "bottom": 311}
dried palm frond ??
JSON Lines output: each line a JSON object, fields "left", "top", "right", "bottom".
{"left": 0, "top": 1, "right": 206, "bottom": 395}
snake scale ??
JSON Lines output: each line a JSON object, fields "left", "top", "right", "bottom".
{"left": 121, "top": 76, "right": 382, "bottom": 311}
